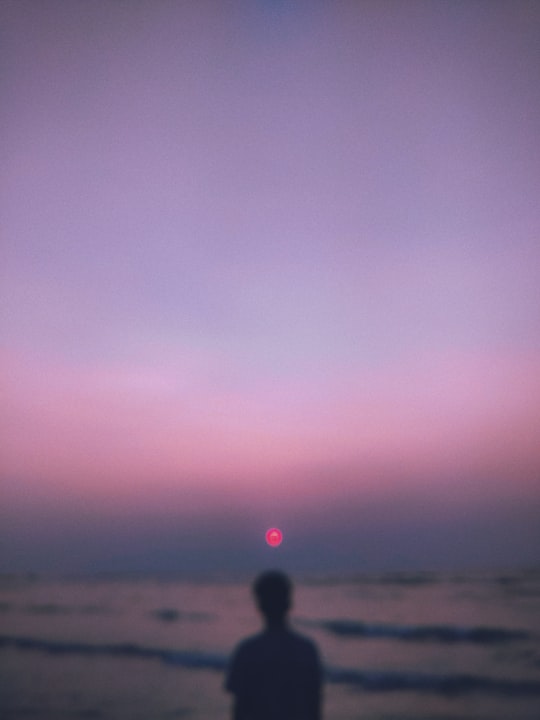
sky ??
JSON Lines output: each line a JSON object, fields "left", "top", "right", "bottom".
{"left": 1, "top": 0, "right": 539, "bottom": 576}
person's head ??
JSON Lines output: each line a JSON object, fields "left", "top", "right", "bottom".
{"left": 253, "top": 570, "right": 292, "bottom": 624}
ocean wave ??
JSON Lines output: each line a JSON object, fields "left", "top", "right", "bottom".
{"left": 376, "top": 572, "right": 439, "bottom": 586}
{"left": 326, "top": 667, "right": 540, "bottom": 696}
{"left": 0, "top": 634, "right": 227, "bottom": 671}
{"left": 4, "top": 602, "right": 212, "bottom": 620}
{"left": 302, "top": 572, "right": 439, "bottom": 586}
{"left": 1, "top": 634, "right": 540, "bottom": 697}
{"left": 24, "top": 603, "right": 112, "bottom": 616}
{"left": 150, "top": 608, "right": 214, "bottom": 623}
{"left": 299, "top": 619, "right": 530, "bottom": 644}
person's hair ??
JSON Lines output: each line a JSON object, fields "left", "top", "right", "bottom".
{"left": 253, "top": 570, "right": 292, "bottom": 620}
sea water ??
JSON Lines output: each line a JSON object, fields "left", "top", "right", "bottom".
{"left": 1, "top": 569, "right": 539, "bottom": 719}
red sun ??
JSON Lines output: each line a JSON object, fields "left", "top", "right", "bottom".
{"left": 265, "top": 527, "right": 283, "bottom": 547}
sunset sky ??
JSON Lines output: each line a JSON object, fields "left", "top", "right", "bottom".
{"left": 2, "top": 0, "right": 539, "bottom": 576}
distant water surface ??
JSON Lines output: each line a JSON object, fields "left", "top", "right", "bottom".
{"left": 1, "top": 570, "right": 539, "bottom": 719}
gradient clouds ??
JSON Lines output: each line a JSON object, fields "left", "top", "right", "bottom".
{"left": 1, "top": 1, "right": 540, "bottom": 573}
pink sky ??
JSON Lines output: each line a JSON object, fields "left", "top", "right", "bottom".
{"left": 1, "top": 1, "right": 539, "bottom": 574}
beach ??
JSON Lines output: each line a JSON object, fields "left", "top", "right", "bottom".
{"left": 1, "top": 569, "right": 539, "bottom": 719}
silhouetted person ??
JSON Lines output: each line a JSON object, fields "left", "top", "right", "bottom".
{"left": 225, "top": 570, "right": 322, "bottom": 720}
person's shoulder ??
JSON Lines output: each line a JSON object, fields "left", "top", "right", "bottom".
{"left": 288, "top": 628, "right": 320, "bottom": 655}
{"left": 289, "top": 627, "right": 317, "bottom": 645}
{"left": 232, "top": 631, "right": 266, "bottom": 656}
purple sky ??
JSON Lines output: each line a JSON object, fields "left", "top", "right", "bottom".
{"left": 1, "top": 1, "right": 540, "bottom": 575}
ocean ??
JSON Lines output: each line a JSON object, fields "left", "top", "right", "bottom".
{"left": 1, "top": 569, "right": 539, "bottom": 719}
